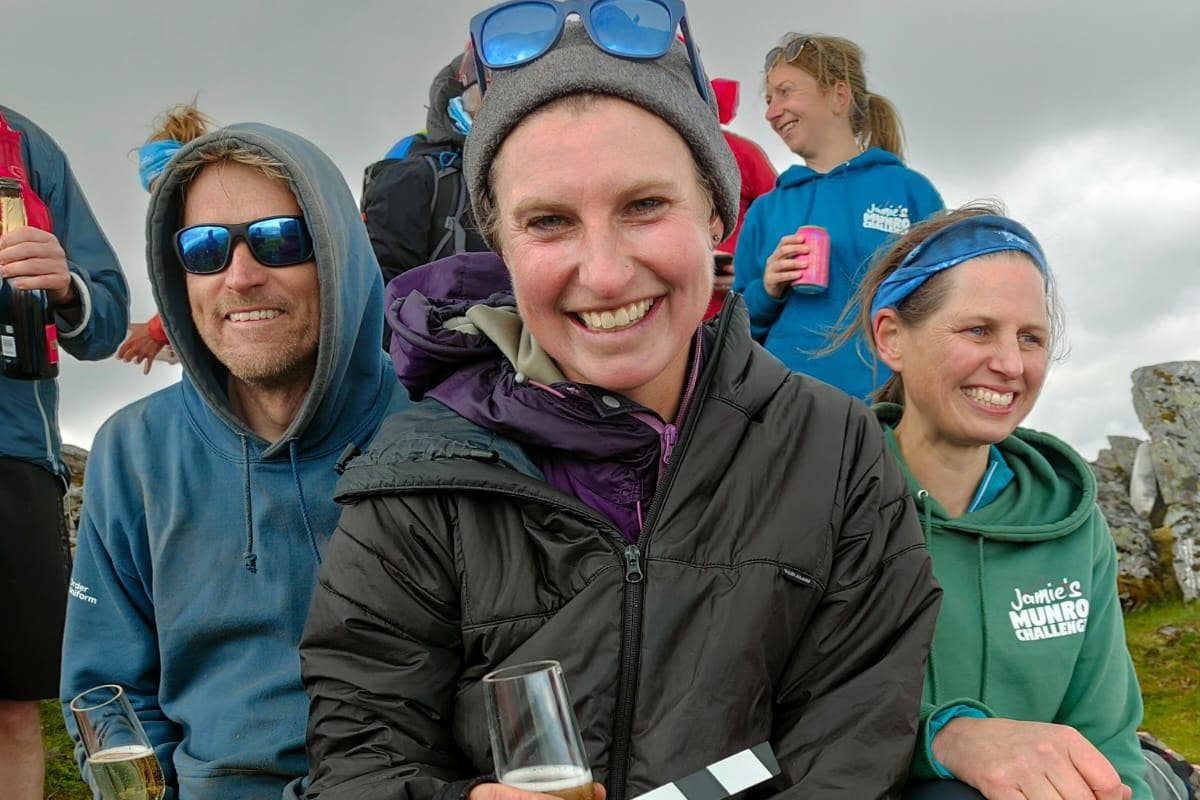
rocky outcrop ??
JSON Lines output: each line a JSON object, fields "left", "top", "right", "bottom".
{"left": 1129, "top": 442, "right": 1158, "bottom": 519}
{"left": 1090, "top": 436, "right": 1172, "bottom": 607}
{"left": 62, "top": 443, "right": 88, "bottom": 549}
{"left": 1130, "top": 363, "right": 1200, "bottom": 602}
{"left": 1085, "top": 362, "right": 1200, "bottom": 605}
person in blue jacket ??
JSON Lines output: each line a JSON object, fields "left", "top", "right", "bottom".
{"left": 732, "top": 33, "right": 943, "bottom": 400}
{"left": 0, "top": 104, "right": 128, "bottom": 800}
{"left": 59, "top": 122, "right": 409, "bottom": 799}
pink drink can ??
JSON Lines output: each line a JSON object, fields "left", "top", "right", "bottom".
{"left": 790, "top": 225, "right": 830, "bottom": 294}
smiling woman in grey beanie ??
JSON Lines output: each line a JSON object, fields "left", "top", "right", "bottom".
{"left": 301, "top": 4, "right": 940, "bottom": 800}
{"left": 463, "top": 19, "right": 741, "bottom": 250}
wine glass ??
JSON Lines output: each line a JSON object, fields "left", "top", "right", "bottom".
{"left": 69, "top": 684, "right": 166, "bottom": 800}
{"left": 483, "top": 660, "right": 594, "bottom": 800}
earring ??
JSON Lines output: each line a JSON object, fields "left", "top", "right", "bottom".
{"left": 712, "top": 233, "right": 721, "bottom": 243}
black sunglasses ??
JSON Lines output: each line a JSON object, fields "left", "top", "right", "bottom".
{"left": 174, "top": 215, "right": 314, "bottom": 275}
{"left": 763, "top": 36, "right": 822, "bottom": 72}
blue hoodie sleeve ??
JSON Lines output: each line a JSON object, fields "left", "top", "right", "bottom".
{"left": 24, "top": 119, "right": 130, "bottom": 359}
{"left": 60, "top": 454, "right": 182, "bottom": 796}
{"left": 732, "top": 198, "right": 786, "bottom": 341}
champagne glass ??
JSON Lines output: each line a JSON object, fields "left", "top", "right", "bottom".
{"left": 69, "top": 684, "right": 166, "bottom": 800}
{"left": 483, "top": 660, "right": 594, "bottom": 800}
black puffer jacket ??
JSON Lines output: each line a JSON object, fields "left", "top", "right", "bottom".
{"left": 301, "top": 303, "right": 941, "bottom": 800}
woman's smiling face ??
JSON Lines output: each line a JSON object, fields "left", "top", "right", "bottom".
{"left": 490, "top": 95, "right": 721, "bottom": 418}
{"left": 764, "top": 61, "right": 842, "bottom": 160}
{"left": 883, "top": 253, "right": 1051, "bottom": 448}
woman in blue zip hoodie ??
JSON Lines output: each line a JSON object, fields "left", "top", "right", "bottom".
{"left": 733, "top": 33, "right": 943, "bottom": 400}
{"left": 59, "top": 123, "right": 408, "bottom": 799}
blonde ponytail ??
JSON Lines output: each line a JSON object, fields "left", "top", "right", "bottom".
{"left": 862, "top": 93, "right": 904, "bottom": 160}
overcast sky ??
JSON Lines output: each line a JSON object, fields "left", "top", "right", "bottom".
{"left": 7, "top": 0, "right": 1199, "bottom": 459}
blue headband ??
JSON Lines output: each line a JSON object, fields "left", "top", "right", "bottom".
{"left": 138, "top": 139, "right": 183, "bottom": 192}
{"left": 869, "top": 214, "right": 1049, "bottom": 319}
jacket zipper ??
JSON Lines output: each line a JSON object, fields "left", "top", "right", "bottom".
{"left": 606, "top": 312, "right": 731, "bottom": 800}
{"left": 607, "top": 541, "right": 644, "bottom": 800}
{"left": 32, "top": 380, "right": 62, "bottom": 477}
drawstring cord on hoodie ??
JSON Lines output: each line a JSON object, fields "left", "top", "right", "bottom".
{"left": 290, "top": 439, "right": 322, "bottom": 566}
{"left": 917, "top": 488, "right": 992, "bottom": 708}
{"left": 240, "top": 435, "right": 257, "bottom": 574}
{"left": 237, "top": 436, "right": 322, "bottom": 574}
{"left": 977, "top": 536, "right": 990, "bottom": 705}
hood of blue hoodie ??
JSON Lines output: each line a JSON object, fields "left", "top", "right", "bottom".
{"left": 146, "top": 123, "right": 392, "bottom": 461}
{"left": 775, "top": 146, "right": 904, "bottom": 189}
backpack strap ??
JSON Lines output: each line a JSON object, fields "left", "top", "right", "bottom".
{"left": 424, "top": 151, "right": 469, "bottom": 262}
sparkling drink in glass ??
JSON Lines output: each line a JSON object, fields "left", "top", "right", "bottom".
{"left": 483, "top": 660, "right": 594, "bottom": 800}
{"left": 69, "top": 684, "right": 166, "bottom": 800}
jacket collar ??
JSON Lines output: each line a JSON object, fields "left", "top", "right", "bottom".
{"left": 339, "top": 291, "right": 791, "bottom": 506}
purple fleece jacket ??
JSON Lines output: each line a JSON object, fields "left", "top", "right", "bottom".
{"left": 384, "top": 252, "right": 706, "bottom": 541}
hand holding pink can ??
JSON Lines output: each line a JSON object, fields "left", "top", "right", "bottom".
{"left": 790, "top": 225, "right": 830, "bottom": 294}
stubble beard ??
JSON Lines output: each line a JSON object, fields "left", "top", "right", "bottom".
{"left": 227, "top": 341, "right": 319, "bottom": 392}
{"left": 196, "top": 313, "right": 320, "bottom": 393}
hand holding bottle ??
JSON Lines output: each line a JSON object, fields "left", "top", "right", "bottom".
{"left": 0, "top": 225, "right": 75, "bottom": 306}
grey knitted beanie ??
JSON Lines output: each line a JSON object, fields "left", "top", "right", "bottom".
{"left": 463, "top": 20, "right": 740, "bottom": 249}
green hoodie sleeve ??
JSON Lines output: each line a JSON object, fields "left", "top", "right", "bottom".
{"left": 1054, "top": 509, "right": 1151, "bottom": 799}
{"left": 911, "top": 698, "right": 994, "bottom": 780}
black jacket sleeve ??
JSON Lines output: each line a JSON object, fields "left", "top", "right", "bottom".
{"left": 771, "top": 407, "right": 942, "bottom": 799}
{"left": 361, "top": 159, "right": 436, "bottom": 286}
{"left": 301, "top": 493, "right": 474, "bottom": 800}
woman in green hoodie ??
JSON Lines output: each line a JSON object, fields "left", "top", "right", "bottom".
{"left": 838, "top": 202, "right": 1176, "bottom": 800}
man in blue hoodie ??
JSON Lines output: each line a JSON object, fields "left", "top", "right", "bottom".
{"left": 0, "top": 105, "right": 128, "bottom": 800}
{"left": 59, "top": 124, "right": 408, "bottom": 799}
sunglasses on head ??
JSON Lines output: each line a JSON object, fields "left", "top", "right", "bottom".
{"left": 763, "top": 36, "right": 821, "bottom": 72}
{"left": 174, "top": 215, "right": 314, "bottom": 275}
{"left": 469, "top": 0, "right": 710, "bottom": 101}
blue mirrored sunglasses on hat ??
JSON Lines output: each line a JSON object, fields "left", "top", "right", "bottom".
{"left": 469, "top": 0, "right": 710, "bottom": 101}
{"left": 174, "top": 215, "right": 314, "bottom": 274}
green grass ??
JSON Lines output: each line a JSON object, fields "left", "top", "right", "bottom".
{"left": 40, "top": 699, "right": 90, "bottom": 799}
{"left": 40, "top": 601, "right": 1199, "bottom": 797}
{"left": 1124, "top": 597, "right": 1200, "bottom": 763}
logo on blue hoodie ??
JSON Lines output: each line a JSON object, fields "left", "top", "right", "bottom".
{"left": 862, "top": 202, "right": 912, "bottom": 234}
